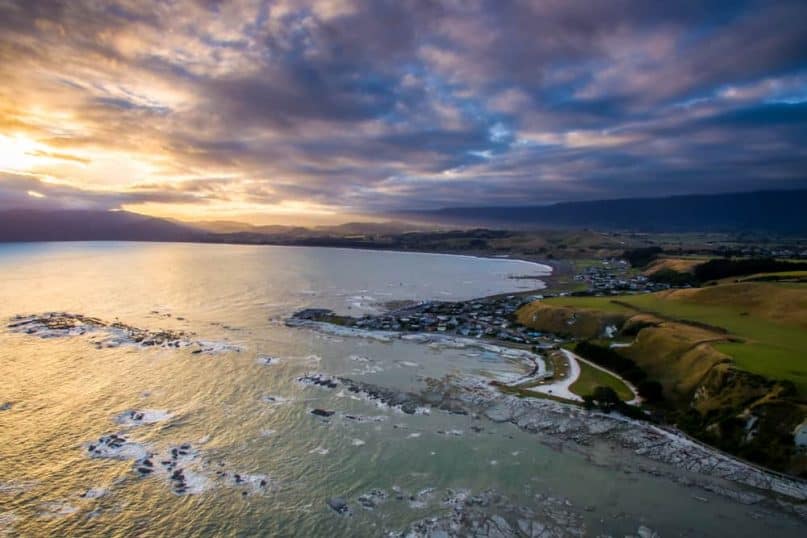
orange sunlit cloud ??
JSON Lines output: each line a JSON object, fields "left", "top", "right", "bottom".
{"left": 1, "top": 0, "right": 806, "bottom": 223}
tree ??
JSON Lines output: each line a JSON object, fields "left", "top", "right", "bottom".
{"left": 637, "top": 380, "right": 664, "bottom": 403}
{"left": 591, "top": 386, "right": 620, "bottom": 412}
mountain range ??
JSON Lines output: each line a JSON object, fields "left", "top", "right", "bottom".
{"left": 0, "top": 189, "right": 804, "bottom": 243}
{"left": 397, "top": 189, "right": 807, "bottom": 233}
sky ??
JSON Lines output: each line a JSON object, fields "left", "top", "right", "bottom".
{"left": 1, "top": 0, "right": 806, "bottom": 225}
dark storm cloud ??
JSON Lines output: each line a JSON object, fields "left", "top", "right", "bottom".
{"left": 0, "top": 173, "right": 208, "bottom": 211}
{"left": 1, "top": 0, "right": 806, "bottom": 214}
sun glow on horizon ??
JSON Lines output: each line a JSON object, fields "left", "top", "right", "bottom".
{"left": 0, "top": 134, "right": 41, "bottom": 172}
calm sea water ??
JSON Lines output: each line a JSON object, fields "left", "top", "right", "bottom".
{"left": 0, "top": 242, "right": 803, "bottom": 537}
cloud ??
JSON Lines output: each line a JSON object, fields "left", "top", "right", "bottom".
{"left": 0, "top": 0, "right": 805, "bottom": 219}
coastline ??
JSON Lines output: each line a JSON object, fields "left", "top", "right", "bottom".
{"left": 291, "top": 318, "right": 807, "bottom": 512}
{"left": 287, "top": 272, "right": 807, "bottom": 510}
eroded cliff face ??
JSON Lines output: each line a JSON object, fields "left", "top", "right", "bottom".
{"left": 690, "top": 363, "right": 807, "bottom": 476}
{"left": 516, "top": 302, "right": 807, "bottom": 476}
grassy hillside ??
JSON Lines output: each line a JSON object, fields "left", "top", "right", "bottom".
{"left": 570, "top": 360, "right": 635, "bottom": 402}
{"left": 643, "top": 256, "right": 704, "bottom": 276}
{"left": 539, "top": 283, "right": 807, "bottom": 394}
{"left": 519, "top": 281, "right": 807, "bottom": 475}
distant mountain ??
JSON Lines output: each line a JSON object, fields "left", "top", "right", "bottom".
{"left": 397, "top": 190, "right": 807, "bottom": 233}
{"left": 312, "top": 221, "right": 427, "bottom": 235}
{"left": 0, "top": 209, "right": 202, "bottom": 242}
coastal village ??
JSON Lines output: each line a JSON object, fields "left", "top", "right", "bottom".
{"left": 573, "top": 258, "right": 672, "bottom": 293}
{"left": 291, "top": 257, "right": 661, "bottom": 349}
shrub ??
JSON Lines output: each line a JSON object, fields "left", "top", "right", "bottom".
{"left": 693, "top": 257, "right": 807, "bottom": 282}
{"left": 637, "top": 380, "right": 664, "bottom": 403}
{"left": 622, "top": 247, "right": 663, "bottom": 268}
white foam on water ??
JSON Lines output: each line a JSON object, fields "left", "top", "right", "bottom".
{"left": 177, "top": 469, "right": 210, "bottom": 495}
{"left": 351, "top": 439, "right": 366, "bottom": 446}
{"left": 408, "top": 487, "right": 436, "bottom": 509}
{"left": 37, "top": 501, "right": 78, "bottom": 519}
{"left": 309, "top": 447, "right": 330, "bottom": 455}
{"left": 79, "top": 487, "right": 107, "bottom": 499}
{"left": 227, "top": 473, "right": 271, "bottom": 494}
{"left": 87, "top": 435, "right": 150, "bottom": 461}
{"left": 305, "top": 322, "right": 397, "bottom": 343}
{"left": 115, "top": 409, "right": 173, "bottom": 427}
{"left": 195, "top": 341, "right": 243, "bottom": 354}
{"left": 0, "top": 481, "right": 36, "bottom": 494}
{"left": 0, "top": 512, "right": 19, "bottom": 533}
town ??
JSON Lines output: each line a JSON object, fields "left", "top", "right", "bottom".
{"left": 573, "top": 258, "right": 672, "bottom": 293}
{"left": 289, "top": 256, "right": 690, "bottom": 351}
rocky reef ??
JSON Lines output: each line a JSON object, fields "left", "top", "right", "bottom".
{"left": 388, "top": 489, "right": 589, "bottom": 538}
{"left": 7, "top": 312, "right": 241, "bottom": 354}
{"left": 295, "top": 366, "right": 807, "bottom": 514}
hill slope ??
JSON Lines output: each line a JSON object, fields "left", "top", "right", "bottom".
{"left": 400, "top": 189, "right": 807, "bottom": 233}
{"left": 517, "top": 282, "right": 807, "bottom": 475}
{"left": 0, "top": 209, "right": 202, "bottom": 242}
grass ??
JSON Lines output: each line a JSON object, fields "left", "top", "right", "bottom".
{"left": 572, "top": 258, "right": 605, "bottom": 271}
{"left": 542, "top": 283, "right": 807, "bottom": 395}
{"left": 713, "top": 341, "right": 807, "bottom": 394}
{"left": 643, "top": 256, "right": 704, "bottom": 275}
{"left": 733, "top": 271, "right": 807, "bottom": 283}
{"left": 570, "top": 359, "right": 635, "bottom": 401}
{"left": 541, "top": 295, "right": 633, "bottom": 313}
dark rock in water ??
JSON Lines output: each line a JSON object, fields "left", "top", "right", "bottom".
{"left": 297, "top": 373, "right": 340, "bottom": 389}
{"left": 400, "top": 401, "right": 419, "bottom": 415}
{"left": 311, "top": 408, "right": 335, "bottom": 418}
{"left": 328, "top": 376, "right": 425, "bottom": 414}
{"left": 10, "top": 312, "right": 242, "bottom": 354}
{"left": 137, "top": 467, "right": 153, "bottom": 474}
{"left": 357, "top": 489, "right": 388, "bottom": 510}
{"left": 327, "top": 497, "right": 350, "bottom": 515}
{"left": 0, "top": 402, "right": 12, "bottom": 411}
{"left": 291, "top": 308, "right": 334, "bottom": 321}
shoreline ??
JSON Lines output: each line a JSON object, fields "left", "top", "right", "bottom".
{"left": 0, "top": 238, "right": 559, "bottom": 278}
{"left": 288, "top": 295, "right": 807, "bottom": 506}
{"left": 289, "top": 317, "right": 807, "bottom": 511}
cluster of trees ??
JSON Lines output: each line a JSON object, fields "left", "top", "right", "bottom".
{"left": 582, "top": 387, "right": 647, "bottom": 420}
{"left": 646, "top": 268, "right": 699, "bottom": 286}
{"left": 622, "top": 246, "right": 807, "bottom": 286}
{"left": 622, "top": 246, "right": 663, "bottom": 268}
{"left": 575, "top": 341, "right": 664, "bottom": 403}
{"left": 693, "top": 257, "right": 807, "bottom": 281}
